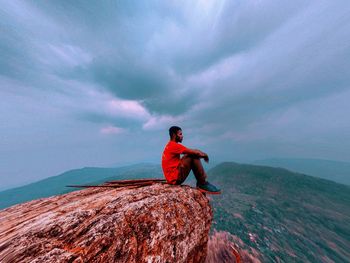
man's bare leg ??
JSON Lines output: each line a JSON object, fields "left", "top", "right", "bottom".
{"left": 177, "top": 155, "right": 207, "bottom": 185}
{"left": 177, "top": 155, "right": 221, "bottom": 193}
{"left": 176, "top": 155, "right": 192, "bottom": 184}
{"left": 191, "top": 158, "right": 207, "bottom": 185}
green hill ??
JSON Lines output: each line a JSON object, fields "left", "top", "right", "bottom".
{"left": 2, "top": 161, "right": 349, "bottom": 262}
{"left": 209, "top": 162, "right": 350, "bottom": 262}
{"left": 0, "top": 163, "right": 162, "bottom": 209}
{"left": 253, "top": 158, "right": 350, "bottom": 185}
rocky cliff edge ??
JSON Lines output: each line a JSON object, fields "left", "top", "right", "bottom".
{"left": 0, "top": 183, "right": 212, "bottom": 263}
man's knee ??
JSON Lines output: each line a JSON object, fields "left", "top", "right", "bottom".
{"left": 181, "top": 155, "right": 193, "bottom": 165}
{"left": 182, "top": 154, "right": 201, "bottom": 161}
{"left": 182, "top": 154, "right": 192, "bottom": 160}
{"left": 192, "top": 157, "right": 202, "bottom": 165}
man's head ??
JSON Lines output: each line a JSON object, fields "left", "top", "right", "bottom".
{"left": 169, "top": 126, "right": 183, "bottom": 143}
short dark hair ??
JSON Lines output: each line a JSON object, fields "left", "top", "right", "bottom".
{"left": 169, "top": 126, "right": 182, "bottom": 138}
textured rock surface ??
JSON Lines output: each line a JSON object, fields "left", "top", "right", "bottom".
{"left": 0, "top": 183, "right": 212, "bottom": 263}
{"left": 206, "top": 231, "right": 262, "bottom": 263}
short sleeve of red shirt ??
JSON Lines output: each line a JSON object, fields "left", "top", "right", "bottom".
{"left": 161, "top": 141, "right": 189, "bottom": 183}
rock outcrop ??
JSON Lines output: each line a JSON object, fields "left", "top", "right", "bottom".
{"left": 0, "top": 183, "right": 212, "bottom": 262}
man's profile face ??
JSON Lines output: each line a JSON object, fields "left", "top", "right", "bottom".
{"left": 175, "top": 130, "right": 183, "bottom": 143}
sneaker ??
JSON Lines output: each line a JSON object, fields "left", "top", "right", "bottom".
{"left": 196, "top": 182, "right": 221, "bottom": 194}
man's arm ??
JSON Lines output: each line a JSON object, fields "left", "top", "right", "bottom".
{"left": 183, "top": 148, "right": 209, "bottom": 163}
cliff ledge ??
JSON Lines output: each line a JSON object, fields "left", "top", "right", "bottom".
{"left": 0, "top": 183, "right": 212, "bottom": 263}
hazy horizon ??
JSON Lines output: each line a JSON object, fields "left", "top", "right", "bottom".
{"left": 1, "top": 0, "right": 350, "bottom": 189}
{"left": 2, "top": 157, "right": 350, "bottom": 192}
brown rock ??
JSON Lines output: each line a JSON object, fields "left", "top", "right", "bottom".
{"left": 0, "top": 184, "right": 212, "bottom": 262}
{"left": 206, "top": 231, "right": 262, "bottom": 263}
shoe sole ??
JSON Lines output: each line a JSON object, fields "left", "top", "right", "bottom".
{"left": 196, "top": 187, "right": 221, "bottom": 195}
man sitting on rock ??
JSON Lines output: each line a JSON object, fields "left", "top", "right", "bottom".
{"left": 162, "top": 126, "right": 221, "bottom": 194}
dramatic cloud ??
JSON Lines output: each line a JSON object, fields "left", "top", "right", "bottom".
{"left": 1, "top": 0, "right": 350, "bottom": 189}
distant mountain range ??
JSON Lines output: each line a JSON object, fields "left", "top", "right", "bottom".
{"left": 209, "top": 162, "right": 350, "bottom": 262}
{"left": 1, "top": 161, "right": 349, "bottom": 262}
{"left": 0, "top": 163, "right": 162, "bottom": 209}
{"left": 253, "top": 158, "right": 350, "bottom": 185}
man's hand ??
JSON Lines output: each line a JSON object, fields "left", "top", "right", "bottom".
{"left": 184, "top": 148, "right": 209, "bottom": 162}
{"left": 203, "top": 154, "right": 209, "bottom": 163}
{"left": 198, "top": 151, "right": 209, "bottom": 163}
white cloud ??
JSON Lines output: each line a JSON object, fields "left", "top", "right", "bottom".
{"left": 187, "top": 53, "right": 245, "bottom": 86}
{"left": 143, "top": 115, "right": 184, "bottom": 131}
{"left": 100, "top": 125, "right": 125, "bottom": 135}
{"left": 46, "top": 43, "right": 92, "bottom": 67}
{"left": 106, "top": 99, "right": 150, "bottom": 120}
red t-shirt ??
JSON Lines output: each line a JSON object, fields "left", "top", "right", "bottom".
{"left": 162, "top": 141, "right": 189, "bottom": 184}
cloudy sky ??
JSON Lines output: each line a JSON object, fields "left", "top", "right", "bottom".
{"left": 1, "top": 0, "right": 350, "bottom": 190}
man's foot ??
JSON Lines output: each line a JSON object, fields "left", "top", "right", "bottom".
{"left": 196, "top": 182, "right": 221, "bottom": 194}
